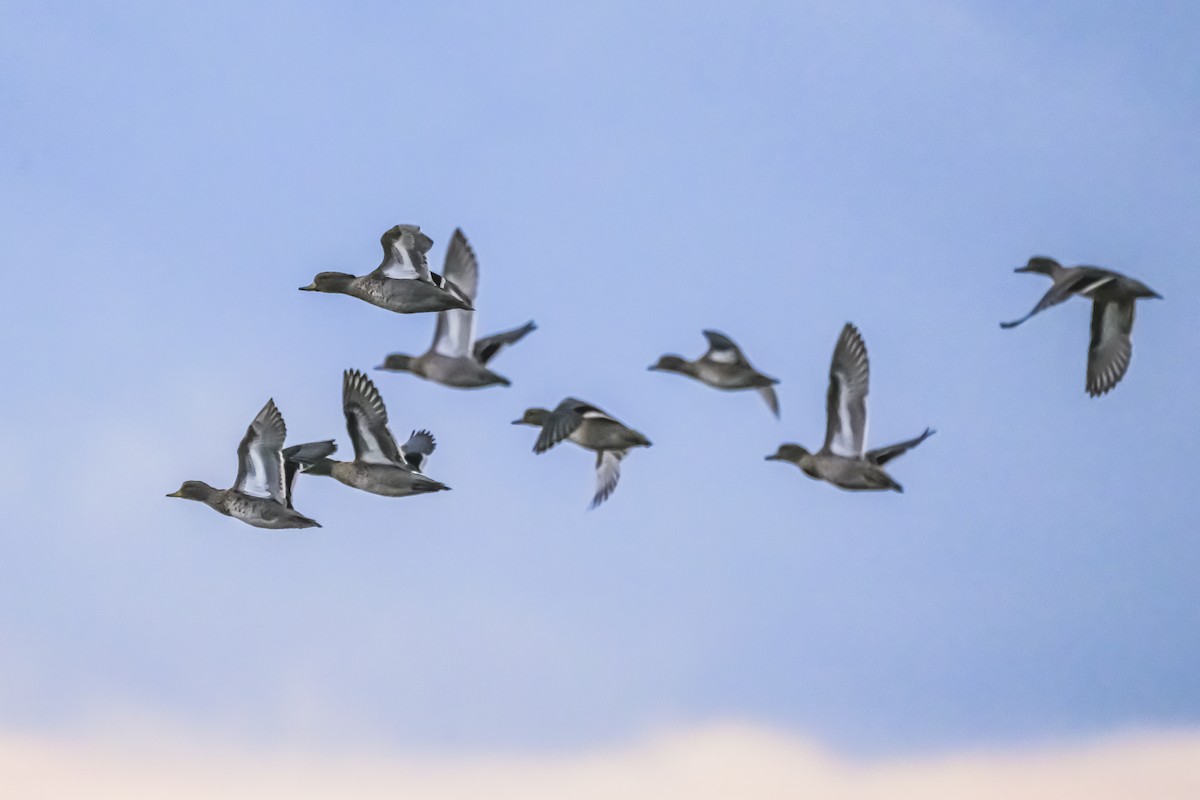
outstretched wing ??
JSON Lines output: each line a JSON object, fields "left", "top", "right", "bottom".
{"left": 823, "top": 323, "right": 870, "bottom": 458}
{"left": 1087, "top": 297, "right": 1135, "bottom": 397}
{"left": 590, "top": 449, "right": 625, "bottom": 509}
{"left": 442, "top": 229, "right": 480, "bottom": 302}
{"left": 699, "top": 329, "right": 749, "bottom": 367}
{"left": 431, "top": 308, "right": 475, "bottom": 358}
{"left": 282, "top": 440, "right": 337, "bottom": 508}
{"left": 373, "top": 224, "right": 434, "bottom": 281}
{"left": 1001, "top": 269, "right": 1115, "bottom": 329}
{"left": 867, "top": 428, "right": 934, "bottom": 466}
{"left": 234, "top": 399, "right": 288, "bottom": 504}
{"left": 534, "top": 397, "right": 607, "bottom": 454}
{"left": 474, "top": 321, "right": 537, "bottom": 365}
{"left": 400, "top": 429, "right": 437, "bottom": 472}
{"left": 757, "top": 385, "right": 780, "bottom": 418}
{"left": 343, "top": 369, "right": 404, "bottom": 465}
{"left": 428, "top": 229, "right": 481, "bottom": 356}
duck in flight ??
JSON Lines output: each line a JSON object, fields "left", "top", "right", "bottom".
{"left": 167, "top": 399, "right": 334, "bottom": 528}
{"left": 300, "top": 224, "right": 473, "bottom": 315}
{"left": 649, "top": 329, "right": 780, "bottom": 417}
{"left": 1001, "top": 256, "right": 1162, "bottom": 397}
{"left": 302, "top": 370, "right": 450, "bottom": 497}
{"left": 766, "top": 324, "right": 933, "bottom": 492}
{"left": 513, "top": 398, "right": 651, "bottom": 508}
{"left": 377, "top": 229, "right": 536, "bottom": 388}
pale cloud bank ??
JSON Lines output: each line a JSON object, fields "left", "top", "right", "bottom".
{"left": 3, "top": 723, "right": 1199, "bottom": 799}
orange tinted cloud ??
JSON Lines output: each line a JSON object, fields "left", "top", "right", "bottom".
{"left": 3, "top": 723, "right": 1199, "bottom": 799}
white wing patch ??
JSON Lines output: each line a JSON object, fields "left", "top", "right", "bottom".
{"left": 348, "top": 409, "right": 395, "bottom": 465}
{"left": 591, "top": 450, "right": 625, "bottom": 508}
{"left": 1077, "top": 275, "right": 1116, "bottom": 296}
{"left": 433, "top": 309, "right": 476, "bottom": 358}
{"left": 828, "top": 373, "right": 864, "bottom": 457}
{"left": 377, "top": 227, "right": 432, "bottom": 282}
{"left": 380, "top": 244, "right": 420, "bottom": 279}
{"left": 708, "top": 348, "right": 738, "bottom": 364}
{"left": 824, "top": 324, "right": 870, "bottom": 458}
{"left": 241, "top": 448, "right": 279, "bottom": 499}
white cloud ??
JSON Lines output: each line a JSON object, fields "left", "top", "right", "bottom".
{"left": 2, "top": 723, "right": 1198, "bottom": 800}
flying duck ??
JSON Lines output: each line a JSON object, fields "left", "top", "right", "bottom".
{"left": 302, "top": 369, "right": 450, "bottom": 497}
{"left": 1001, "top": 256, "right": 1162, "bottom": 397}
{"left": 649, "top": 329, "right": 780, "bottom": 417}
{"left": 300, "top": 224, "right": 474, "bottom": 314}
{"left": 513, "top": 398, "right": 651, "bottom": 508}
{"left": 766, "top": 323, "right": 933, "bottom": 492}
{"left": 377, "top": 229, "right": 536, "bottom": 388}
{"left": 167, "top": 399, "right": 333, "bottom": 528}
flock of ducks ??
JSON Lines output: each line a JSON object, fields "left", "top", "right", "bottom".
{"left": 168, "top": 225, "right": 1163, "bottom": 527}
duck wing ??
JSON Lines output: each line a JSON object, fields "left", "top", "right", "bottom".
{"left": 443, "top": 229, "right": 479, "bottom": 301}
{"left": 372, "top": 224, "right": 434, "bottom": 281}
{"left": 1087, "top": 296, "right": 1135, "bottom": 397}
{"left": 590, "top": 449, "right": 625, "bottom": 509}
{"left": 428, "top": 229, "right": 480, "bottom": 357}
{"left": 757, "top": 385, "right": 781, "bottom": 418}
{"left": 867, "top": 428, "right": 934, "bottom": 466}
{"left": 234, "top": 399, "right": 288, "bottom": 504}
{"left": 699, "top": 329, "right": 750, "bottom": 368}
{"left": 400, "top": 429, "right": 437, "bottom": 471}
{"left": 474, "top": 321, "right": 537, "bottom": 365}
{"left": 431, "top": 307, "right": 475, "bottom": 359}
{"left": 1000, "top": 268, "right": 1115, "bottom": 329}
{"left": 823, "top": 323, "right": 869, "bottom": 458}
{"left": 281, "top": 440, "right": 337, "bottom": 508}
{"left": 535, "top": 397, "right": 607, "bottom": 453}
{"left": 343, "top": 369, "right": 404, "bottom": 465}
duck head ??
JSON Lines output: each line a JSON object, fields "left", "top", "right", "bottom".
{"left": 300, "top": 272, "right": 356, "bottom": 292}
{"left": 512, "top": 408, "right": 549, "bottom": 427}
{"left": 376, "top": 353, "right": 419, "bottom": 375}
{"left": 166, "top": 480, "right": 219, "bottom": 502}
{"left": 765, "top": 444, "right": 810, "bottom": 464}
{"left": 1015, "top": 257, "right": 1063, "bottom": 277}
{"left": 648, "top": 354, "right": 692, "bottom": 374}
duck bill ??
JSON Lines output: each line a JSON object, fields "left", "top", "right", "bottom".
{"left": 165, "top": 490, "right": 183, "bottom": 498}
{"left": 764, "top": 454, "right": 782, "bottom": 461}
{"left": 299, "top": 283, "right": 318, "bottom": 291}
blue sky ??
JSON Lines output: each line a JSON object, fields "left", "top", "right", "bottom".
{"left": 1, "top": 0, "right": 1198, "bottom": 758}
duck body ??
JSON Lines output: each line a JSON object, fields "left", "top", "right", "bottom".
{"left": 566, "top": 414, "right": 650, "bottom": 452}
{"left": 380, "top": 351, "right": 510, "bottom": 389}
{"left": 691, "top": 360, "right": 778, "bottom": 391}
{"left": 326, "top": 461, "right": 449, "bottom": 497}
{"left": 786, "top": 453, "right": 903, "bottom": 493}
{"left": 216, "top": 487, "right": 322, "bottom": 528}
{"left": 345, "top": 273, "right": 470, "bottom": 315}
